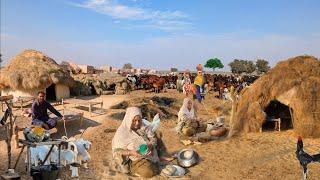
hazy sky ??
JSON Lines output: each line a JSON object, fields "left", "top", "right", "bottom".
{"left": 1, "top": 0, "right": 319, "bottom": 71}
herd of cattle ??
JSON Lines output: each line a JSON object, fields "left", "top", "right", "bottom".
{"left": 124, "top": 73, "right": 259, "bottom": 98}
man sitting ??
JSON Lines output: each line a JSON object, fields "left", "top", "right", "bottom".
{"left": 31, "top": 91, "right": 63, "bottom": 130}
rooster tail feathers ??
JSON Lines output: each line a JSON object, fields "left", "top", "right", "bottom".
{"left": 312, "top": 153, "right": 320, "bottom": 162}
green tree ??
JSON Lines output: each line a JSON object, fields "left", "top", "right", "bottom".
{"left": 204, "top": 58, "right": 224, "bottom": 71}
{"left": 256, "top": 59, "right": 270, "bottom": 74}
{"left": 229, "top": 59, "right": 256, "bottom": 74}
{"left": 170, "top": 67, "right": 178, "bottom": 72}
{"left": 245, "top": 60, "right": 256, "bottom": 74}
{"left": 229, "top": 59, "right": 245, "bottom": 74}
{"left": 122, "top": 63, "right": 133, "bottom": 69}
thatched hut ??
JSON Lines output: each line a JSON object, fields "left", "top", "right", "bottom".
{"left": 0, "top": 49, "right": 74, "bottom": 101}
{"left": 229, "top": 55, "right": 320, "bottom": 138}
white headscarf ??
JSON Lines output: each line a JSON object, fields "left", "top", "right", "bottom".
{"left": 176, "top": 98, "right": 196, "bottom": 133}
{"left": 112, "top": 107, "right": 146, "bottom": 156}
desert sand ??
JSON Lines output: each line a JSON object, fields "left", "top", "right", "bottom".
{"left": 1, "top": 90, "right": 319, "bottom": 180}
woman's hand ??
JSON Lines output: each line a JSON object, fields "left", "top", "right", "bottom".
{"left": 129, "top": 150, "right": 142, "bottom": 158}
{"left": 147, "top": 142, "right": 154, "bottom": 150}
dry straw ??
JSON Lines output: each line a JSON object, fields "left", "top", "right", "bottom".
{"left": 0, "top": 49, "right": 74, "bottom": 91}
{"left": 229, "top": 55, "right": 320, "bottom": 138}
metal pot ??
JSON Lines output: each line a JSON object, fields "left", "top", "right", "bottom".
{"left": 177, "top": 149, "right": 199, "bottom": 167}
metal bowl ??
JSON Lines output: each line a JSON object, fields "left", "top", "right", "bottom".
{"left": 177, "top": 149, "right": 199, "bottom": 167}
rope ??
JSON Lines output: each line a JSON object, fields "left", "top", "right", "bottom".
{"left": 80, "top": 127, "right": 88, "bottom": 138}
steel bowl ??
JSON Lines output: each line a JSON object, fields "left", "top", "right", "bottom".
{"left": 177, "top": 149, "right": 199, "bottom": 167}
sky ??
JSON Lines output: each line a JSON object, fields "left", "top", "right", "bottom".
{"left": 1, "top": 0, "right": 319, "bottom": 71}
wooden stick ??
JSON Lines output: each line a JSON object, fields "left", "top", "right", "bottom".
{"left": 13, "top": 145, "right": 25, "bottom": 170}
{"left": 40, "top": 145, "right": 54, "bottom": 166}
{"left": 5, "top": 124, "right": 12, "bottom": 169}
{"left": 0, "top": 95, "right": 13, "bottom": 102}
{"left": 14, "top": 125, "right": 20, "bottom": 149}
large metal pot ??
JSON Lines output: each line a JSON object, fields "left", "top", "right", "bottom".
{"left": 177, "top": 149, "right": 199, "bottom": 168}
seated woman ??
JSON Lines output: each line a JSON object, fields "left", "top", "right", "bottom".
{"left": 176, "top": 98, "right": 227, "bottom": 141}
{"left": 176, "top": 97, "right": 207, "bottom": 136}
{"left": 112, "top": 107, "right": 171, "bottom": 178}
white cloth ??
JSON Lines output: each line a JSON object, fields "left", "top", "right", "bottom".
{"left": 176, "top": 98, "right": 196, "bottom": 133}
{"left": 112, "top": 107, "right": 146, "bottom": 160}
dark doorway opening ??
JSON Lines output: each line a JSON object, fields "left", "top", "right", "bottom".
{"left": 89, "top": 83, "right": 97, "bottom": 95}
{"left": 262, "top": 100, "right": 293, "bottom": 131}
{"left": 46, "top": 84, "right": 56, "bottom": 101}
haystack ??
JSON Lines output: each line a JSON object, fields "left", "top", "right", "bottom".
{"left": 229, "top": 55, "right": 320, "bottom": 138}
{"left": 109, "top": 96, "right": 179, "bottom": 120}
{"left": 72, "top": 72, "right": 126, "bottom": 95}
{"left": 0, "top": 49, "right": 74, "bottom": 100}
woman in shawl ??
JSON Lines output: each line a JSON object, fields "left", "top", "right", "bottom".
{"left": 176, "top": 98, "right": 207, "bottom": 136}
{"left": 112, "top": 107, "right": 172, "bottom": 178}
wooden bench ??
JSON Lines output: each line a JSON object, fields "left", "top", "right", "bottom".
{"left": 272, "top": 118, "right": 281, "bottom": 131}
{"left": 259, "top": 118, "right": 281, "bottom": 132}
{"left": 62, "top": 99, "right": 104, "bottom": 117}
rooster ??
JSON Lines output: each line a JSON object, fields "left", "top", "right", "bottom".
{"left": 296, "top": 136, "right": 320, "bottom": 180}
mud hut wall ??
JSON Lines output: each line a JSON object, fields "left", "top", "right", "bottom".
{"left": 55, "top": 84, "right": 70, "bottom": 100}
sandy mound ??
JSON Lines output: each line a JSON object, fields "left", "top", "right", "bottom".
{"left": 109, "top": 96, "right": 179, "bottom": 120}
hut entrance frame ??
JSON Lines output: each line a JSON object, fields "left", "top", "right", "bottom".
{"left": 262, "top": 99, "right": 293, "bottom": 131}
{"left": 46, "top": 84, "right": 56, "bottom": 101}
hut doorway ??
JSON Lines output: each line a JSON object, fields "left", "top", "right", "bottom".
{"left": 262, "top": 100, "right": 293, "bottom": 131}
{"left": 89, "top": 83, "right": 97, "bottom": 95}
{"left": 46, "top": 84, "right": 56, "bottom": 101}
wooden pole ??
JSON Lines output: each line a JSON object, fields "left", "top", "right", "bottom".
{"left": 0, "top": 95, "right": 13, "bottom": 102}
{"left": 13, "top": 145, "right": 25, "bottom": 170}
{"left": 5, "top": 123, "right": 12, "bottom": 169}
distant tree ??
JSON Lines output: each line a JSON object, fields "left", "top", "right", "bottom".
{"left": 204, "top": 58, "right": 224, "bottom": 71}
{"left": 123, "top": 63, "right": 133, "bottom": 69}
{"left": 229, "top": 59, "right": 256, "bottom": 74}
{"left": 229, "top": 59, "right": 245, "bottom": 74}
{"left": 256, "top": 59, "right": 270, "bottom": 74}
{"left": 170, "top": 67, "right": 178, "bottom": 72}
{"left": 245, "top": 60, "right": 256, "bottom": 74}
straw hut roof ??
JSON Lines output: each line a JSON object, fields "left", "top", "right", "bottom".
{"left": 229, "top": 55, "right": 320, "bottom": 138}
{"left": 0, "top": 49, "right": 74, "bottom": 91}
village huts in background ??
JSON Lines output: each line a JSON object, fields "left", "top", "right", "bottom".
{"left": 78, "top": 65, "right": 95, "bottom": 74}
{"left": 229, "top": 55, "right": 320, "bottom": 138}
{"left": 71, "top": 72, "right": 127, "bottom": 96}
{"left": 0, "top": 49, "right": 75, "bottom": 101}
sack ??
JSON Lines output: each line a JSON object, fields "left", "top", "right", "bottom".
{"left": 131, "top": 158, "right": 158, "bottom": 178}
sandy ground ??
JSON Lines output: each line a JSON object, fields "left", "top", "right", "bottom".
{"left": 1, "top": 90, "right": 320, "bottom": 180}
